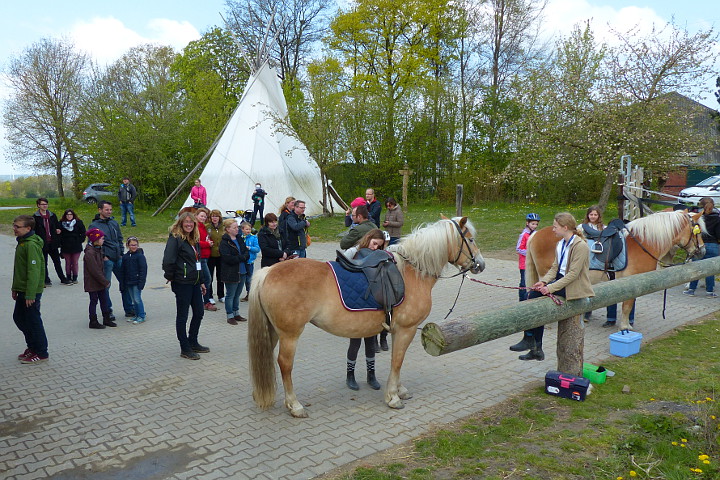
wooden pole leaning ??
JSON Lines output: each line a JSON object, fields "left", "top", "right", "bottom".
{"left": 422, "top": 256, "right": 720, "bottom": 361}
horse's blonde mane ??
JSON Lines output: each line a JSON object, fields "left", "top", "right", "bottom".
{"left": 389, "top": 217, "right": 476, "bottom": 277}
{"left": 626, "top": 211, "right": 690, "bottom": 252}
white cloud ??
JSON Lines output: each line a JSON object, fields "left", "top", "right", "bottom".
{"left": 69, "top": 16, "right": 201, "bottom": 65}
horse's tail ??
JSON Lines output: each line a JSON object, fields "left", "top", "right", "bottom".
{"left": 248, "top": 266, "right": 277, "bottom": 410}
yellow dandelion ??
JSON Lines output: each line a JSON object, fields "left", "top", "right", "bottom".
{"left": 706, "top": 397, "right": 713, "bottom": 401}
{"left": 703, "top": 460, "right": 710, "bottom": 464}
{"left": 712, "top": 415, "right": 717, "bottom": 420}
{"left": 617, "top": 477, "right": 623, "bottom": 480}
{"left": 682, "top": 438, "right": 688, "bottom": 442}
{"left": 682, "top": 444, "right": 687, "bottom": 448}
{"left": 650, "top": 397, "right": 655, "bottom": 401}
{"left": 699, "top": 455, "right": 709, "bottom": 461}
{"left": 629, "top": 471, "right": 637, "bottom": 477}
{"left": 672, "top": 441, "right": 678, "bottom": 446}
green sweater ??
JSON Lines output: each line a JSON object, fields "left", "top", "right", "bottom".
{"left": 13, "top": 231, "right": 45, "bottom": 298}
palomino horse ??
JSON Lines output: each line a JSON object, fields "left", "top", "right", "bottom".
{"left": 526, "top": 211, "right": 705, "bottom": 332}
{"left": 248, "top": 217, "right": 485, "bottom": 418}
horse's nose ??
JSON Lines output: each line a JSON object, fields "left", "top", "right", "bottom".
{"left": 696, "top": 245, "right": 706, "bottom": 260}
{"left": 472, "top": 255, "right": 485, "bottom": 274}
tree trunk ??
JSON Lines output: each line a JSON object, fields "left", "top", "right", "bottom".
{"left": 598, "top": 170, "right": 615, "bottom": 212}
{"left": 556, "top": 315, "right": 584, "bottom": 376}
{"left": 55, "top": 161, "right": 64, "bottom": 198}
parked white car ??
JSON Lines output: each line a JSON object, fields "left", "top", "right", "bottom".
{"left": 678, "top": 175, "right": 720, "bottom": 206}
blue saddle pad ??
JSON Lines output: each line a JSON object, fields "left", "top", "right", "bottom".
{"left": 328, "top": 262, "right": 397, "bottom": 311}
{"left": 588, "top": 233, "right": 627, "bottom": 272}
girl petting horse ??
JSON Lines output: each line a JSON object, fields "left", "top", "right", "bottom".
{"left": 248, "top": 217, "right": 485, "bottom": 418}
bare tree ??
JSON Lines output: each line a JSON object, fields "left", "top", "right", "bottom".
{"left": 2, "top": 37, "right": 89, "bottom": 197}
{"left": 224, "top": 0, "right": 331, "bottom": 82}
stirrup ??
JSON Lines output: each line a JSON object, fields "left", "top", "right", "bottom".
{"left": 591, "top": 241, "right": 603, "bottom": 254}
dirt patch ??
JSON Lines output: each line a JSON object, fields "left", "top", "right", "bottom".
{"left": 483, "top": 249, "right": 517, "bottom": 261}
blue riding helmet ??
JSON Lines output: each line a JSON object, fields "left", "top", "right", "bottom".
{"left": 526, "top": 213, "right": 540, "bottom": 221}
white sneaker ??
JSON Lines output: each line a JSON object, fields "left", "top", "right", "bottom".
{"left": 218, "top": 297, "right": 225, "bottom": 303}
{"left": 209, "top": 298, "right": 216, "bottom": 305}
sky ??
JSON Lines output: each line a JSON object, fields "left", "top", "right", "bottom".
{"left": 0, "top": 0, "right": 717, "bottom": 175}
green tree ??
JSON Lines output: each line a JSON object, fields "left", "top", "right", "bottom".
{"left": 79, "top": 44, "right": 185, "bottom": 202}
{"left": 2, "top": 37, "right": 89, "bottom": 197}
{"left": 516, "top": 22, "right": 718, "bottom": 209}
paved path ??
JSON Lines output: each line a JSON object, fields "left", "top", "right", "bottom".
{"left": 1, "top": 236, "right": 719, "bottom": 479}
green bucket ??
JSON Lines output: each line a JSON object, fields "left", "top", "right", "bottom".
{"left": 582, "top": 363, "right": 607, "bottom": 384}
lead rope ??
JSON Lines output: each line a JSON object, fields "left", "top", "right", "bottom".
{"left": 443, "top": 274, "right": 467, "bottom": 319}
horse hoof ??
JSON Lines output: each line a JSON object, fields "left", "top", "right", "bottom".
{"left": 398, "top": 385, "right": 413, "bottom": 400}
{"left": 289, "top": 407, "right": 308, "bottom": 418}
{"left": 387, "top": 397, "right": 405, "bottom": 409}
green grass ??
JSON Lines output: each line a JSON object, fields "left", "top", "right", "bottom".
{"left": 325, "top": 315, "right": 720, "bottom": 480}
{"left": 1, "top": 197, "right": 601, "bottom": 252}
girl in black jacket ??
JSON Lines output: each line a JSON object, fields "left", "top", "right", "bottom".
{"left": 59, "top": 209, "right": 86, "bottom": 284}
{"left": 162, "top": 212, "right": 209, "bottom": 360}
{"left": 219, "top": 219, "right": 249, "bottom": 324}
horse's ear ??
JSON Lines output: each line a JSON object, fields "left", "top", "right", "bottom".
{"left": 440, "top": 213, "right": 448, "bottom": 220}
{"left": 692, "top": 211, "right": 702, "bottom": 222}
{"left": 459, "top": 217, "right": 468, "bottom": 228}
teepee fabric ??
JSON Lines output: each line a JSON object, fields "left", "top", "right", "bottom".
{"left": 182, "top": 62, "right": 324, "bottom": 216}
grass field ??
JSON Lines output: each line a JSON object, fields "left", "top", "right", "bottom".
{"left": 322, "top": 314, "right": 720, "bottom": 480}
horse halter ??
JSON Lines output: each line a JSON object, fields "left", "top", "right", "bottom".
{"left": 449, "top": 219, "right": 481, "bottom": 273}
{"left": 678, "top": 219, "right": 704, "bottom": 261}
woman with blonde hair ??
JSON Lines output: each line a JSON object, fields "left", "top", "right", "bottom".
{"left": 278, "top": 196, "right": 296, "bottom": 250}
{"left": 162, "top": 212, "right": 209, "bottom": 360}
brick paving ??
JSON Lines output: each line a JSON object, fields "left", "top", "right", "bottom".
{"left": 1, "top": 234, "right": 719, "bottom": 479}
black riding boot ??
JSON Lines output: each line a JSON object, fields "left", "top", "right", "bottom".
{"left": 509, "top": 333, "right": 533, "bottom": 352}
{"left": 346, "top": 361, "right": 359, "bottom": 390}
{"left": 518, "top": 339, "right": 545, "bottom": 361}
{"left": 89, "top": 314, "right": 105, "bottom": 329}
{"left": 366, "top": 358, "right": 381, "bottom": 390}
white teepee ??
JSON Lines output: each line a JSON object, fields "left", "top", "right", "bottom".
{"left": 181, "top": 61, "right": 324, "bottom": 216}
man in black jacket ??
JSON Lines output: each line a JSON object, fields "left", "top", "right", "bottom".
{"left": 118, "top": 177, "right": 138, "bottom": 227}
{"left": 33, "top": 198, "right": 70, "bottom": 286}
{"left": 365, "top": 188, "right": 382, "bottom": 228}
{"left": 286, "top": 200, "right": 310, "bottom": 258}
{"left": 90, "top": 201, "right": 133, "bottom": 317}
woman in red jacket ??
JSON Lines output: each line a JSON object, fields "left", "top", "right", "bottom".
{"left": 195, "top": 208, "right": 216, "bottom": 311}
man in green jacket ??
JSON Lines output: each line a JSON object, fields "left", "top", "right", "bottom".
{"left": 12, "top": 215, "right": 49, "bottom": 364}
{"left": 340, "top": 204, "right": 378, "bottom": 250}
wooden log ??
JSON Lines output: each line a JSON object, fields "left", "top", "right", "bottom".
{"left": 556, "top": 315, "right": 584, "bottom": 376}
{"left": 422, "top": 256, "right": 720, "bottom": 356}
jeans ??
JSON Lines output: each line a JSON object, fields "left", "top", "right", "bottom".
{"left": 293, "top": 249, "right": 307, "bottom": 258}
{"left": 200, "top": 258, "right": 211, "bottom": 303}
{"left": 13, "top": 292, "right": 48, "bottom": 358}
{"left": 171, "top": 282, "right": 204, "bottom": 352}
{"left": 224, "top": 280, "right": 245, "bottom": 317}
{"left": 120, "top": 202, "right": 136, "bottom": 226}
{"left": 43, "top": 245, "right": 66, "bottom": 283}
{"left": 244, "top": 263, "right": 254, "bottom": 293}
{"left": 689, "top": 242, "right": 719, "bottom": 292}
{"left": 518, "top": 269, "right": 527, "bottom": 302}
{"left": 104, "top": 258, "right": 133, "bottom": 314}
{"left": 126, "top": 285, "right": 145, "bottom": 318}
{"left": 64, "top": 252, "right": 81, "bottom": 277}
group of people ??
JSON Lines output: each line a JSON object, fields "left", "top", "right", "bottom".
{"left": 12, "top": 197, "right": 146, "bottom": 364}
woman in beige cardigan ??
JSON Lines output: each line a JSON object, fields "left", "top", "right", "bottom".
{"left": 519, "top": 212, "right": 594, "bottom": 361}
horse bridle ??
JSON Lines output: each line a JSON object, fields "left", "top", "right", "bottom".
{"left": 448, "top": 219, "right": 480, "bottom": 275}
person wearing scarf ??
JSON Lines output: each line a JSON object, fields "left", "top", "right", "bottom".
{"left": 59, "top": 209, "right": 86, "bottom": 284}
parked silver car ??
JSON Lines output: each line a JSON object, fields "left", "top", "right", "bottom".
{"left": 82, "top": 183, "right": 115, "bottom": 204}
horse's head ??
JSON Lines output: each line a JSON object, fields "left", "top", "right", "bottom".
{"left": 677, "top": 211, "right": 705, "bottom": 261}
{"left": 445, "top": 216, "right": 485, "bottom": 274}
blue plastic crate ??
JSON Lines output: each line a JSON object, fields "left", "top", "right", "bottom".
{"left": 609, "top": 331, "right": 643, "bottom": 357}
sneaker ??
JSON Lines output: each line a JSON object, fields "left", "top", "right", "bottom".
{"left": 209, "top": 298, "right": 216, "bottom": 305}
{"left": 601, "top": 321, "right": 616, "bottom": 328}
{"left": 707, "top": 292, "right": 718, "bottom": 298}
{"left": 133, "top": 317, "right": 146, "bottom": 324}
{"left": 204, "top": 302, "right": 217, "bottom": 311}
{"left": 180, "top": 351, "right": 201, "bottom": 360}
{"left": 240, "top": 294, "right": 249, "bottom": 302}
{"left": 125, "top": 312, "right": 136, "bottom": 318}
{"left": 218, "top": 297, "right": 225, "bottom": 303}
{"left": 61, "top": 279, "right": 73, "bottom": 285}
{"left": 683, "top": 289, "right": 696, "bottom": 296}
{"left": 20, "top": 353, "right": 48, "bottom": 364}
{"left": 126, "top": 316, "right": 134, "bottom": 322}
{"left": 17, "top": 348, "right": 32, "bottom": 360}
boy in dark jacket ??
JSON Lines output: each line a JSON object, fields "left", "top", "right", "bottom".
{"left": 250, "top": 183, "right": 267, "bottom": 227}
{"left": 13, "top": 215, "right": 49, "bottom": 364}
{"left": 84, "top": 228, "right": 113, "bottom": 329}
{"left": 120, "top": 236, "right": 147, "bottom": 324}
